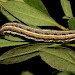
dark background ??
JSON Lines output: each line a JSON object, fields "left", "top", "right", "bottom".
{"left": 0, "top": 0, "right": 74, "bottom": 75}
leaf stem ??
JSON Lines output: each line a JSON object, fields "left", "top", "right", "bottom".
{"left": 56, "top": 23, "right": 68, "bottom": 30}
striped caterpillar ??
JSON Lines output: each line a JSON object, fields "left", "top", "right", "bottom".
{"left": 0, "top": 23, "right": 75, "bottom": 42}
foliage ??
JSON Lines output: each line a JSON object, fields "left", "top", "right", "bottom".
{"left": 0, "top": 0, "right": 75, "bottom": 74}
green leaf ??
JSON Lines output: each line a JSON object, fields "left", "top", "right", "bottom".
{"left": 57, "top": 72, "right": 72, "bottom": 75}
{"left": 0, "top": 0, "right": 8, "bottom": 2}
{"left": 60, "top": 0, "right": 73, "bottom": 18}
{"left": 4, "top": 35, "right": 25, "bottom": 42}
{"left": 0, "top": 52, "right": 39, "bottom": 64}
{"left": 0, "top": 43, "right": 48, "bottom": 64}
{"left": 14, "top": 0, "right": 24, "bottom": 2}
{"left": 0, "top": 6, "right": 20, "bottom": 22}
{"left": 0, "top": 39, "right": 28, "bottom": 47}
{"left": 68, "top": 18, "right": 75, "bottom": 30}
{"left": 0, "top": 1, "right": 18, "bottom": 21}
{"left": 0, "top": 0, "right": 49, "bottom": 23}
{"left": 0, "top": 1, "right": 60, "bottom": 27}
{"left": 0, "top": 0, "right": 24, "bottom": 2}
{"left": 21, "top": 71, "right": 33, "bottom": 75}
{"left": 40, "top": 47, "right": 75, "bottom": 72}
{"left": 23, "top": 0, "right": 49, "bottom": 16}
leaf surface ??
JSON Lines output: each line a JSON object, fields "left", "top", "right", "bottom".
{"left": 0, "top": 39, "right": 28, "bottom": 47}
{"left": 0, "top": 1, "right": 59, "bottom": 27}
{"left": 40, "top": 47, "right": 75, "bottom": 71}
{"left": 68, "top": 18, "right": 75, "bottom": 30}
{"left": 60, "top": 0, "right": 73, "bottom": 18}
{"left": 0, "top": 43, "right": 48, "bottom": 64}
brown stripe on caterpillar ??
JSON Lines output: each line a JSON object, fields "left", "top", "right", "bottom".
{"left": 2, "top": 23, "right": 75, "bottom": 35}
